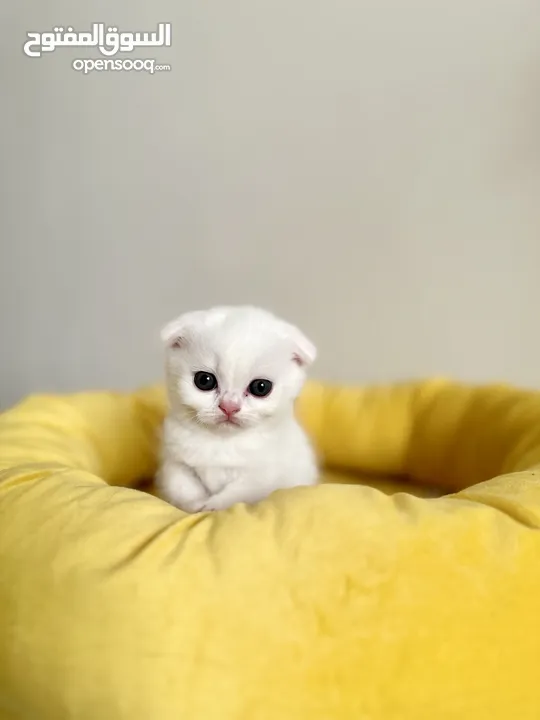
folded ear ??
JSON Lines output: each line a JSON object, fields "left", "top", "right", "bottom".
{"left": 160, "top": 310, "right": 206, "bottom": 349}
{"left": 281, "top": 322, "right": 317, "bottom": 367}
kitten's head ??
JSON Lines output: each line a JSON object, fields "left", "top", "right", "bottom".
{"left": 161, "top": 305, "right": 316, "bottom": 430}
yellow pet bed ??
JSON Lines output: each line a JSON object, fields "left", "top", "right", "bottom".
{"left": 1, "top": 378, "right": 540, "bottom": 719}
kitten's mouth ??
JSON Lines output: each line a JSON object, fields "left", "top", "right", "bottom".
{"left": 218, "top": 416, "right": 241, "bottom": 426}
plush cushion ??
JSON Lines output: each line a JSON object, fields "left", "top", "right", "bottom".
{"left": 1, "top": 379, "right": 540, "bottom": 719}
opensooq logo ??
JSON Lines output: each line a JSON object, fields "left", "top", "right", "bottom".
{"left": 23, "top": 23, "right": 172, "bottom": 58}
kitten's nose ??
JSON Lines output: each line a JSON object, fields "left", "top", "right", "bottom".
{"left": 219, "top": 397, "right": 241, "bottom": 417}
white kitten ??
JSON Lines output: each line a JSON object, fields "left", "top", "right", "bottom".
{"left": 156, "top": 305, "right": 319, "bottom": 513}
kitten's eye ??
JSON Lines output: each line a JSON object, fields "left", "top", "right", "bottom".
{"left": 193, "top": 371, "right": 218, "bottom": 392}
{"left": 248, "top": 379, "right": 273, "bottom": 398}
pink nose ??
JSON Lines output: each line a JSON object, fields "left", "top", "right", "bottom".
{"left": 219, "top": 399, "right": 241, "bottom": 417}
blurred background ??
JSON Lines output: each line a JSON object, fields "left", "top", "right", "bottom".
{"left": 1, "top": 1, "right": 540, "bottom": 407}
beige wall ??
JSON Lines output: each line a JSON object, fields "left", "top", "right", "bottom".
{"left": 1, "top": 1, "right": 540, "bottom": 406}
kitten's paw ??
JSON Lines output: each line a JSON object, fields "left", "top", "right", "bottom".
{"left": 200, "top": 495, "right": 231, "bottom": 512}
{"left": 183, "top": 500, "right": 210, "bottom": 514}
{"left": 200, "top": 500, "right": 217, "bottom": 512}
{"left": 156, "top": 462, "right": 209, "bottom": 513}
{"left": 201, "top": 489, "right": 247, "bottom": 512}
{"left": 158, "top": 486, "right": 208, "bottom": 513}
{"left": 164, "top": 497, "right": 208, "bottom": 514}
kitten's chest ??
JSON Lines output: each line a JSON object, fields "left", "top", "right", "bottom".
{"left": 164, "top": 419, "right": 280, "bottom": 493}
{"left": 195, "top": 465, "right": 243, "bottom": 494}
{"left": 190, "top": 440, "right": 253, "bottom": 494}
{"left": 186, "top": 433, "right": 269, "bottom": 494}
{"left": 180, "top": 434, "right": 254, "bottom": 468}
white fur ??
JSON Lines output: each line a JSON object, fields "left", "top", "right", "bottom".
{"left": 156, "top": 305, "right": 319, "bottom": 512}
